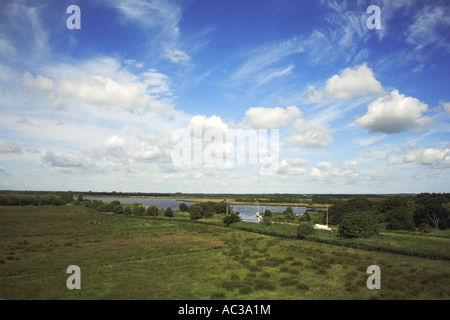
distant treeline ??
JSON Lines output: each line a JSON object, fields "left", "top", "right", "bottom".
{"left": 328, "top": 193, "right": 450, "bottom": 231}
{"left": 0, "top": 192, "right": 74, "bottom": 206}
{"left": 0, "top": 190, "right": 410, "bottom": 203}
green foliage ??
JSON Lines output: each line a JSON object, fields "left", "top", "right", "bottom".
{"left": 123, "top": 207, "right": 132, "bottom": 216}
{"left": 338, "top": 211, "right": 379, "bottom": 239}
{"left": 263, "top": 209, "right": 272, "bottom": 218}
{"left": 413, "top": 193, "right": 450, "bottom": 230}
{"left": 299, "top": 211, "right": 311, "bottom": 222}
{"left": 328, "top": 198, "right": 374, "bottom": 225}
{"left": 297, "top": 222, "right": 315, "bottom": 239}
{"left": 179, "top": 203, "right": 189, "bottom": 212}
{"left": 223, "top": 214, "right": 241, "bottom": 226}
{"left": 195, "top": 201, "right": 228, "bottom": 215}
{"left": 376, "top": 195, "right": 409, "bottom": 214}
{"left": 283, "top": 206, "right": 295, "bottom": 221}
{"left": 213, "top": 201, "right": 228, "bottom": 214}
{"left": 146, "top": 205, "right": 159, "bottom": 216}
{"left": 114, "top": 205, "right": 124, "bottom": 215}
{"left": 1, "top": 205, "right": 450, "bottom": 300}
{"left": 385, "top": 207, "right": 415, "bottom": 231}
{"left": 61, "top": 191, "right": 74, "bottom": 204}
{"left": 418, "top": 223, "right": 431, "bottom": 233}
{"left": 311, "top": 196, "right": 333, "bottom": 204}
{"left": 96, "top": 204, "right": 108, "bottom": 212}
{"left": 133, "top": 205, "right": 145, "bottom": 216}
{"left": 97, "top": 202, "right": 117, "bottom": 212}
{"left": 260, "top": 216, "right": 272, "bottom": 226}
{"left": 0, "top": 195, "right": 65, "bottom": 206}
{"left": 189, "top": 204, "right": 203, "bottom": 220}
{"left": 164, "top": 207, "right": 174, "bottom": 217}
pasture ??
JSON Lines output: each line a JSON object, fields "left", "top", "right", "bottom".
{"left": 0, "top": 205, "right": 449, "bottom": 300}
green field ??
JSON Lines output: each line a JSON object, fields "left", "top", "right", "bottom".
{"left": 0, "top": 205, "right": 449, "bottom": 300}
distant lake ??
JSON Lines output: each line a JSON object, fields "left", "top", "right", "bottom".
{"left": 85, "top": 196, "right": 307, "bottom": 223}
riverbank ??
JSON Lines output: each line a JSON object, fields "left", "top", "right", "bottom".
{"left": 182, "top": 198, "right": 328, "bottom": 209}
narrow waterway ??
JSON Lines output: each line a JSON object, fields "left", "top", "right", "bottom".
{"left": 85, "top": 196, "right": 308, "bottom": 222}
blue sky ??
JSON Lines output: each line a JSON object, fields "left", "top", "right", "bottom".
{"left": 0, "top": 0, "right": 449, "bottom": 194}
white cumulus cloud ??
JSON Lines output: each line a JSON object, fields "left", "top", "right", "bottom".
{"left": 285, "top": 118, "right": 333, "bottom": 149}
{"left": 244, "top": 106, "right": 301, "bottom": 129}
{"left": 355, "top": 89, "right": 432, "bottom": 134}
{"left": 323, "top": 63, "right": 384, "bottom": 100}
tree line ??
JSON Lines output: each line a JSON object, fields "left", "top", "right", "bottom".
{"left": 0, "top": 192, "right": 75, "bottom": 206}
{"left": 327, "top": 193, "right": 450, "bottom": 233}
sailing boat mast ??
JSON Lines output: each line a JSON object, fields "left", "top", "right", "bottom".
{"left": 326, "top": 205, "right": 329, "bottom": 227}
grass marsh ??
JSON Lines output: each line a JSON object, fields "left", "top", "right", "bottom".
{"left": 0, "top": 205, "right": 449, "bottom": 300}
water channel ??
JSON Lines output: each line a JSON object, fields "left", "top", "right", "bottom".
{"left": 85, "top": 196, "right": 309, "bottom": 223}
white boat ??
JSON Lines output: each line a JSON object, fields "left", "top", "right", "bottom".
{"left": 314, "top": 224, "right": 331, "bottom": 231}
{"left": 255, "top": 202, "right": 260, "bottom": 218}
{"left": 314, "top": 206, "right": 331, "bottom": 231}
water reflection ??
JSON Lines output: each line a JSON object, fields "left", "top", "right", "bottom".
{"left": 85, "top": 197, "right": 307, "bottom": 223}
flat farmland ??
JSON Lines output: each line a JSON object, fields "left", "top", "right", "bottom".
{"left": 0, "top": 205, "right": 449, "bottom": 300}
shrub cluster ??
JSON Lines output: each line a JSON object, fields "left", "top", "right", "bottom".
{"left": 223, "top": 214, "right": 242, "bottom": 226}
{"left": 0, "top": 194, "right": 69, "bottom": 206}
{"left": 338, "top": 211, "right": 379, "bottom": 239}
{"left": 297, "top": 222, "right": 315, "bottom": 239}
{"left": 328, "top": 193, "right": 450, "bottom": 231}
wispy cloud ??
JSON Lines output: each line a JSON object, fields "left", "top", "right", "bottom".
{"left": 231, "top": 37, "right": 304, "bottom": 84}
{"left": 102, "top": 0, "right": 190, "bottom": 66}
{"left": 0, "top": 141, "right": 22, "bottom": 154}
{"left": 162, "top": 42, "right": 191, "bottom": 65}
{"left": 299, "top": 1, "right": 371, "bottom": 65}
{"left": 1, "top": 1, "right": 51, "bottom": 66}
{"left": 104, "top": 0, "right": 181, "bottom": 38}
{"left": 405, "top": 5, "right": 450, "bottom": 54}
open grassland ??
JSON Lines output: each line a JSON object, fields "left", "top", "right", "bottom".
{"left": 230, "top": 222, "right": 450, "bottom": 261}
{"left": 0, "top": 205, "right": 449, "bottom": 300}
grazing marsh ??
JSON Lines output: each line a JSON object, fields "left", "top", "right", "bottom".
{"left": 0, "top": 205, "right": 449, "bottom": 300}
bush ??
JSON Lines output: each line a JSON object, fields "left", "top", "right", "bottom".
{"left": 297, "top": 222, "right": 315, "bottom": 239}
{"left": 283, "top": 206, "right": 295, "bottom": 221}
{"left": 223, "top": 214, "right": 241, "bottom": 226}
{"left": 385, "top": 207, "right": 415, "bottom": 231}
{"left": 263, "top": 210, "right": 272, "bottom": 218}
{"left": 418, "top": 223, "right": 431, "bottom": 233}
{"left": 146, "top": 205, "right": 159, "bottom": 216}
{"left": 96, "top": 204, "right": 108, "bottom": 212}
{"left": 179, "top": 203, "right": 189, "bottom": 212}
{"left": 114, "top": 205, "right": 124, "bottom": 215}
{"left": 164, "top": 207, "right": 174, "bottom": 217}
{"left": 261, "top": 216, "right": 272, "bottom": 226}
{"left": 189, "top": 205, "right": 203, "bottom": 220}
{"left": 133, "top": 205, "right": 145, "bottom": 216}
{"left": 329, "top": 198, "right": 374, "bottom": 225}
{"left": 299, "top": 211, "right": 311, "bottom": 222}
{"left": 124, "top": 207, "right": 132, "bottom": 216}
{"left": 338, "top": 211, "right": 379, "bottom": 238}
